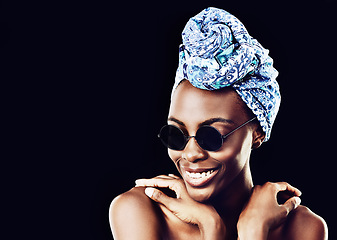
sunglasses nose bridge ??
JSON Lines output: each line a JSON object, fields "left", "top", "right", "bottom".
{"left": 182, "top": 136, "right": 207, "bottom": 163}
{"left": 183, "top": 135, "right": 196, "bottom": 148}
{"left": 186, "top": 135, "right": 196, "bottom": 140}
{"left": 186, "top": 130, "right": 216, "bottom": 152}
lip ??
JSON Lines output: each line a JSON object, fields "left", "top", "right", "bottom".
{"left": 181, "top": 166, "right": 220, "bottom": 188}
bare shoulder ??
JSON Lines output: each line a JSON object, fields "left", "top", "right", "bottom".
{"left": 109, "top": 187, "right": 164, "bottom": 240}
{"left": 283, "top": 205, "right": 328, "bottom": 240}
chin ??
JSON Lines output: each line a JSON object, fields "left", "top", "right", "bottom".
{"left": 186, "top": 186, "right": 215, "bottom": 202}
{"left": 184, "top": 175, "right": 228, "bottom": 203}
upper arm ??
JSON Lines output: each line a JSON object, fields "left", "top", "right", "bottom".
{"left": 109, "top": 187, "right": 163, "bottom": 240}
{"left": 285, "top": 205, "right": 328, "bottom": 240}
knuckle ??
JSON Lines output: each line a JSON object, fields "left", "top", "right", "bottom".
{"left": 152, "top": 189, "right": 162, "bottom": 200}
{"left": 253, "top": 185, "right": 262, "bottom": 191}
{"left": 277, "top": 181, "right": 288, "bottom": 188}
{"left": 288, "top": 198, "right": 297, "bottom": 208}
{"left": 280, "top": 206, "right": 289, "bottom": 217}
{"left": 263, "top": 181, "right": 275, "bottom": 188}
{"left": 171, "top": 179, "right": 183, "bottom": 191}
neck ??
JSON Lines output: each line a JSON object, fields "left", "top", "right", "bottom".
{"left": 209, "top": 161, "right": 253, "bottom": 236}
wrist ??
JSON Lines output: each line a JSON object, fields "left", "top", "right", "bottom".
{"left": 237, "top": 221, "right": 268, "bottom": 240}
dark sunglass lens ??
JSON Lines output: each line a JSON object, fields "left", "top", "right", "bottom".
{"left": 159, "top": 125, "right": 186, "bottom": 150}
{"left": 196, "top": 126, "right": 223, "bottom": 151}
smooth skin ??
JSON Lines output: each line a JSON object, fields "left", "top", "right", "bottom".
{"left": 109, "top": 81, "right": 328, "bottom": 240}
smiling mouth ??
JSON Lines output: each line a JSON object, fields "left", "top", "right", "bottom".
{"left": 181, "top": 167, "right": 220, "bottom": 187}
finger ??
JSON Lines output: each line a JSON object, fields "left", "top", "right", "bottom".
{"left": 135, "top": 178, "right": 186, "bottom": 198}
{"left": 282, "top": 196, "right": 301, "bottom": 215}
{"left": 155, "top": 175, "right": 175, "bottom": 179}
{"left": 275, "top": 182, "right": 302, "bottom": 196}
{"left": 168, "top": 174, "right": 180, "bottom": 179}
{"left": 135, "top": 175, "right": 178, "bottom": 184}
{"left": 145, "top": 187, "right": 176, "bottom": 209}
{"left": 135, "top": 178, "right": 173, "bottom": 188}
{"left": 136, "top": 178, "right": 179, "bottom": 188}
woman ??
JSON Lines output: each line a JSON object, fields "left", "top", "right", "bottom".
{"left": 109, "top": 8, "right": 327, "bottom": 240}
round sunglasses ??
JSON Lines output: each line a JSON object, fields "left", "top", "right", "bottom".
{"left": 158, "top": 117, "right": 257, "bottom": 152}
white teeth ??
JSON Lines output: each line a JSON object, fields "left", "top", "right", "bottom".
{"left": 186, "top": 170, "right": 214, "bottom": 179}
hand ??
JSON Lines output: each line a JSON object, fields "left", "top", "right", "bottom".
{"left": 135, "top": 174, "right": 226, "bottom": 240}
{"left": 237, "top": 182, "right": 302, "bottom": 240}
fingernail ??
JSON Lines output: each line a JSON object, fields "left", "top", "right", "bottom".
{"left": 135, "top": 179, "right": 141, "bottom": 186}
{"left": 295, "top": 197, "right": 301, "bottom": 208}
{"left": 145, "top": 187, "right": 155, "bottom": 198}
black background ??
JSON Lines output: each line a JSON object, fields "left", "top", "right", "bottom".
{"left": 2, "top": 0, "right": 336, "bottom": 239}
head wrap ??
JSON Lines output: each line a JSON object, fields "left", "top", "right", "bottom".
{"left": 173, "top": 7, "right": 281, "bottom": 142}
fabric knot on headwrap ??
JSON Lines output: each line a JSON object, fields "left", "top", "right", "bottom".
{"left": 173, "top": 7, "right": 281, "bottom": 142}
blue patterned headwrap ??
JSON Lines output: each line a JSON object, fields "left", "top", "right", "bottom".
{"left": 173, "top": 7, "right": 281, "bottom": 142}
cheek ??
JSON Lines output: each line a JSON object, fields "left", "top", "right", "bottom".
{"left": 216, "top": 130, "right": 252, "bottom": 164}
{"left": 212, "top": 146, "right": 242, "bottom": 179}
{"left": 213, "top": 142, "right": 245, "bottom": 168}
{"left": 168, "top": 149, "right": 180, "bottom": 166}
{"left": 212, "top": 133, "right": 253, "bottom": 179}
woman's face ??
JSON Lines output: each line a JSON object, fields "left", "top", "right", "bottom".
{"left": 168, "top": 81, "right": 259, "bottom": 202}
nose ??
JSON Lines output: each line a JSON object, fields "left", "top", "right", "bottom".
{"left": 182, "top": 137, "right": 208, "bottom": 163}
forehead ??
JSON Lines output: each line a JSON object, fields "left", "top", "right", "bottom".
{"left": 169, "top": 81, "right": 247, "bottom": 126}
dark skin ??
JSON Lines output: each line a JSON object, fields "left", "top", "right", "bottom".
{"left": 109, "top": 81, "right": 328, "bottom": 240}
